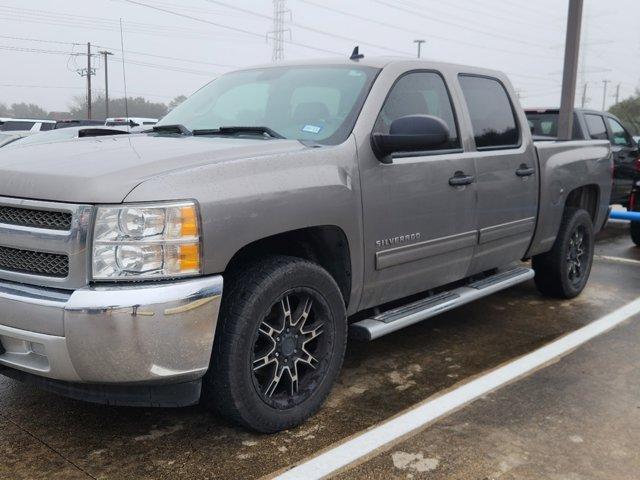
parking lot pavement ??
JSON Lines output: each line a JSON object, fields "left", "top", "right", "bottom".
{"left": 1, "top": 225, "right": 639, "bottom": 480}
{"left": 334, "top": 304, "right": 640, "bottom": 480}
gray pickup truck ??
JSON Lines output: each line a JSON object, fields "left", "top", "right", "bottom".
{"left": 0, "top": 57, "right": 611, "bottom": 432}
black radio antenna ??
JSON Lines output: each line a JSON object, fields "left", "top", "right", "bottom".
{"left": 119, "top": 18, "right": 129, "bottom": 120}
{"left": 350, "top": 46, "right": 364, "bottom": 61}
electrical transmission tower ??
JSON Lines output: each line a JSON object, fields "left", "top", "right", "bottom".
{"left": 268, "top": 0, "right": 290, "bottom": 62}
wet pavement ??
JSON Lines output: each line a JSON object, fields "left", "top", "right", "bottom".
{"left": 336, "top": 303, "right": 640, "bottom": 480}
{"left": 1, "top": 223, "right": 639, "bottom": 480}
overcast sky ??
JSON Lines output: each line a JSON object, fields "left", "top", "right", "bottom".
{"left": 1, "top": 0, "right": 638, "bottom": 113}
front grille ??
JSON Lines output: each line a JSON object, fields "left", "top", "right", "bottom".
{"left": 0, "top": 245, "right": 69, "bottom": 278}
{"left": 0, "top": 206, "right": 72, "bottom": 231}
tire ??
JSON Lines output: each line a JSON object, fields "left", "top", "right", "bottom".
{"left": 532, "top": 208, "right": 594, "bottom": 299}
{"left": 202, "top": 255, "right": 347, "bottom": 433}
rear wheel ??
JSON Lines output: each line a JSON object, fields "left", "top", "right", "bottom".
{"left": 533, "top": 208, "right": 594, "bottom": 299}
{"left": 202, "top": 255, "right": 347, "bottom": 433}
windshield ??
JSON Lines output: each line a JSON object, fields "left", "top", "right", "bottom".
{"left": 158, "top": 65, "right": 379, "bottom": 145}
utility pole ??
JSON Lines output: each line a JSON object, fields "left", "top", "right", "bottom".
{"left": 613, "top": 82, "right": 621, "bottom": 105}
{"left": 581, "top": 82, "right": 588, "bottom": 107}
{"left": 99, "top": 50, "right": 113, "bottom": 118}
{"left": 602, "top": 79, "right": 610, "bottom": 111}
{"left": 87, "top": 42, "right": 93, "bottom": 119}
{"left": 557, "top": 0, "right": 583, "bottom": 140}
{"left": 413, "top": 39, "right": 426, "bottom": 58}
{"left": 72, "top": 44, "right": 96, "bottom": 120}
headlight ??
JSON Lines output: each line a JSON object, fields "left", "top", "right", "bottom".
{"left": 92, "top": 201, "right": 201, "bottom": 280}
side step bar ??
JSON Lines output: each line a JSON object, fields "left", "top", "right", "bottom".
{"left": 349, "top": 266, "right": 534, "bottom": 341}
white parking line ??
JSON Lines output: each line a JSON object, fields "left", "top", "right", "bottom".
{"left": 595, "top": 255, "right": 640, "bottom": 266}
{"left": 273, "top": 298, "right": 640, "bottom": 480}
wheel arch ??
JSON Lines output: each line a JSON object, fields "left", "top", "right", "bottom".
{"left": 564, "top": 184, "right": 600, "bottom": 224}
{"left": 223, "top": 225, "right": 353, "bottom": 308}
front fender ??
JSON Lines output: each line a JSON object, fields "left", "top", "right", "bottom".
{"left": 125, "top": 136, "right": 364, "bottom": 311}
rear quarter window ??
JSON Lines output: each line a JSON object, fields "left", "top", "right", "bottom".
{"left": 458, "top": 75, "right": 520, "bottom": 150}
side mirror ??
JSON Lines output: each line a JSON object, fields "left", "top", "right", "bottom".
{"left": 371, "top": 114, "right": 450, "bottom": 161}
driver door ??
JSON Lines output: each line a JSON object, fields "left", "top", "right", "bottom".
{"left": 358, "top": 71, "right": 478, "bottom": 309}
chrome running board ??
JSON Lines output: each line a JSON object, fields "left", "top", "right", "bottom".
{"left": 349, "top": 266, "right": 534, "bottom": 341}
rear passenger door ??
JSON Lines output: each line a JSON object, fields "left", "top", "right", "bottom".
{"left": 458, "top": 75, "right": 538, "bottom": 274}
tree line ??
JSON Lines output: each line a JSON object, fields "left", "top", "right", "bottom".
{"left": 609, "top": 91, "right": 640, "bottom": 135}
{"left": 0, "top": 95, "right": 187, "bottom": 121}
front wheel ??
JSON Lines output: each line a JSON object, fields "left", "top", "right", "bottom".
{"left": 202, "top": 255, "right": 347, "bottom": 433}
{"left": 533, "top": 208, "right": 594, "bottom": 299}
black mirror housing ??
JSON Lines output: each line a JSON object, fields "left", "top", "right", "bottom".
{"left": 372, "top": 114, "right": 451, "bottom": 160}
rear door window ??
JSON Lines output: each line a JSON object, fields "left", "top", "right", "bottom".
{"left": 458, "top": 75, "right": 520, "bottom": 149}
{"left": 606, "top": 117, "right": 633, "bottom": 147}
{"left": 584, "top": 114, "right": 608, "bottom": 140}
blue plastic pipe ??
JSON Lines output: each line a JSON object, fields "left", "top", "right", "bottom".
{"left": 609, "top": 210, "right": 640, "bottom": 222}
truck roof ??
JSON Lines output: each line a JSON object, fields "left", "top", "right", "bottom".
{"left": 235, "top": 56, "right": 508, "bottom": 79}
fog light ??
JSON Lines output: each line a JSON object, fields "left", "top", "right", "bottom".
{"left": 28, "top": 342, "right": 46, "bottom": 356}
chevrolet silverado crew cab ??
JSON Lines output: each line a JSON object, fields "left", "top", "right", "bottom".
{"left": 0, "top": 57, "right": 612, "bottom": 433}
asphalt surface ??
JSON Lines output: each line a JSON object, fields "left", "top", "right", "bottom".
{"left": 1, "top": 222, "right": 639, "bottom": 480}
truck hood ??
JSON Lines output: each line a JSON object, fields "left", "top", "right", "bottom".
{"left": 0, "top": 134, "right": 307, "bottom": 203}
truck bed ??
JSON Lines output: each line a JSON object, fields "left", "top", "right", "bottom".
{"left": 527, "top": 139, "right": 612, "bottom": 257}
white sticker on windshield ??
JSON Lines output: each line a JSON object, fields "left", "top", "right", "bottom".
{"left": 302, "top": 125, "right": 322, "bottom": 134}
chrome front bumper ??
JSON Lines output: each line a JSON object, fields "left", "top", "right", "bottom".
{"left": 0, "top": 276, "right": 223, "bottom": 384}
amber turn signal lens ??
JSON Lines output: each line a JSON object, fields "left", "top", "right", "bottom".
{"left": 179, "top": 243, "right": 200, "bottom": 272}
{"left": 180, "top": 205, "right": 199, "bottom": 237}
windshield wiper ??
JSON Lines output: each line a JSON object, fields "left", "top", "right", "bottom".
{"left": 192, "top": 126, "right": 285, "bottom": 139}
{"left": 152, "top": 124, "right": 192, "bottom": 135}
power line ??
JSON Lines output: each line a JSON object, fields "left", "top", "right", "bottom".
{"left": 0, "top": 44, "right": 72, "bottom": 55}
{"left": 374, "top": 0, "right": 555, "bottom": 50}
{"left": 0, "top": 43, "right": 218, "bottom": 76}
{"left": 395, "top": 0, "right": 562, "bottom": 30}
{"left": 205, "top": 0, "right": 413, "bottom": 56}
{"left": 0, "top": 33, "right": 237, "bottom": 69}
{"left": 0, "top": 34, "right": 80, "bottom": 46}
{"left": 296, "top": 0, "right": 558, "bottom": 61}
{"left": 123, "top": 0, "right": 343, "bottom": 56}
{"left": 0, "top": 6, "right": 253, "bottom": 42}
{"left": 95, "top": 44, "right": 238, "bottom": 69}
{"left": 111, "top": 56, "right": 216, "bottom": 76}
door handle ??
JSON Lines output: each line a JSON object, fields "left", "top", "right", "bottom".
{"left": 516, "top": 164, "right": 535, "bottom": 177}
{"left": 448, "top": 171, "right": 475, "bottom": 186}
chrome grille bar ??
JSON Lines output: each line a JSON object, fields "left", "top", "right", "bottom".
{"left": 0, "top": 197, "right": 93, "bottom": 289}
